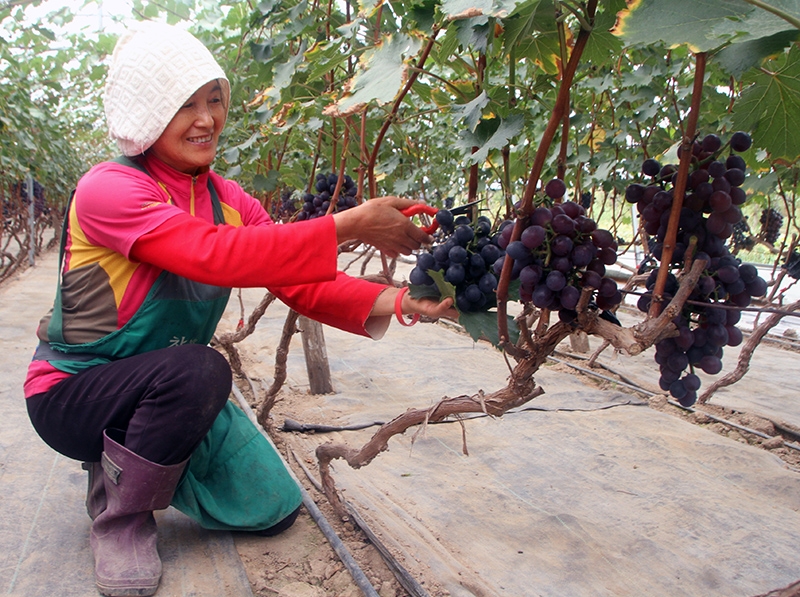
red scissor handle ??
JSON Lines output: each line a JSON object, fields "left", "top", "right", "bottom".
{"left": 401, "top": 204, "right": 439, "bottom": 234}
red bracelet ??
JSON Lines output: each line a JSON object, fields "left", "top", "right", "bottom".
{"left": 395, "top": 286, "right": 420, "bottom": 327}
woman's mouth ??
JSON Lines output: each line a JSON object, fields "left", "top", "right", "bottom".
{"left": 188, "top": 134, "right": 213, "bottom": 144}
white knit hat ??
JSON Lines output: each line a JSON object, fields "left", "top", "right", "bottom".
{"left": 103, "top": 22, "right": 230, "bottom": 156}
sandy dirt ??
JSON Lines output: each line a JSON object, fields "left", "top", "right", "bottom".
{"left": 225, "top": 300, "right": 800, "bottom": 597}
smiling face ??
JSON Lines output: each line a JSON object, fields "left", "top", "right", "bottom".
{"left": 149, "top": 80, "right": 227, "bottom": 175}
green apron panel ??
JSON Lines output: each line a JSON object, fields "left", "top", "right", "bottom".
{"left": 170, "top": 401, "right": 303, "bottom": 531}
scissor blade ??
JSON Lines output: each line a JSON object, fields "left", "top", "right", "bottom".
{"left": 448, "top": 200, "right": 482, "bottom": 215}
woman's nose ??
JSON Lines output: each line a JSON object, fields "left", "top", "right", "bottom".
{"left": 194, "top": 105, "right": 214, "bottom": 127}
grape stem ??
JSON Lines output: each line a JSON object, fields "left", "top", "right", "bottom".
{"left": 648, "top": 51, "right": 707, "bottom": 318}
{"left": 496, "top": 0, "right": 597, "bottom": 345}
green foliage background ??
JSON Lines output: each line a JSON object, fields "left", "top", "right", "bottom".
{"left": 1, "top": 0, "right": 798, "bottom": 262}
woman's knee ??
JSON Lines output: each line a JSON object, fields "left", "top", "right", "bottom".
{"left": 167, "top": 345, "right": 231, "bottom": 397}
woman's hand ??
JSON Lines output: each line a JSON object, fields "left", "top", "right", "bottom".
{"left": 372, "top": 287, "right": 459, "bottom": 322}
{"left": 332, "top": 197, "right": 433, "bottom": 258}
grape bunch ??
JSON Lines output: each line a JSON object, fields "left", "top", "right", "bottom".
{"left": 409, "top": 178, "right": 621, "bottom": 322}
{"left": 296, "top": 172, "right": 358, "bottom": 221}
{"left": 640, "top": 258, "right": 766, "bottom": 407}
{"left": 271, "top": 188, "right": 298, "bottom": 222}
{"left": 759, "top": 208, "right": 783, "bottom": 245}
{"left": 731, "top": 219, "right": 755, "bottom": 252}
{"left": 625, "top": 131, "right": 768, "bottom": 407}
{"left": 409, "top": 210, "right": 504, "bottom": 313}
{"left": 783, "top": 250, "right": 800, "bottom": 280}
{"left": 499, "top": 181, "right": 622, "bottom": 323}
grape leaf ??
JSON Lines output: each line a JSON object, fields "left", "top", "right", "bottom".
{"left": 612, "top": 0, "right": 753, "bottom": 52}
{"left": 714, "top": 29, "right": 800, "bottom": 77}
{"left": 441, "top": 0, "right": 526, "bottom": 19}
{"left": 457, "top": 115, "right": 524, "bottom": 165}
{"left": 450, "top": 91, "right": 490, "bottom": 132}
{"left": 427, "top": 269, "right": 458, "bottom": 304}
{"left": 502, "top": 0, "right": 559, "bottom": 74}
{"left": 441, "top": 0, "right": 493, "bottom": 19}
{"left": 460, "top": 310, "right": 520, "bottom": 348}
{"left": 330, "top": 34, "right": 422, "bottom": 115}
{"left": 409, "top": 269, "right": 520, "bottom": 349}
{"left": 732, "top": 45, "right": 800, "bottom": 164}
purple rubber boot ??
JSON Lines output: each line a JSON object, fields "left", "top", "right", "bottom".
{"left": 90, "top": 430, "right": 187, "bottom": 597}
{"left": 82, "top": 461, "right": 107, "bottom": 520}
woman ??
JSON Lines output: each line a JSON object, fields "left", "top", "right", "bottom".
{"left": 24, "top": 21, "right": 454, "bottom": 597}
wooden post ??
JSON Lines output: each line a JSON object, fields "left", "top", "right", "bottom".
{"left": 299, "top": 316, "right": 333, "bottom": 394}
{"left": 569, "top": 330, "right": 590, "bottom": 353}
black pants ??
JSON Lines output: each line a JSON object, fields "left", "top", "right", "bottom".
{"left": 27, "top": 344, "right": 232, "bottom": 466}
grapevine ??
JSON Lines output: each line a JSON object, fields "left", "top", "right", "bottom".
{"left": 626, "top": 132, "right": 768, "bottom": 407}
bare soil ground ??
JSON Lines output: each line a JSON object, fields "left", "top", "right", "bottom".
{"left": 228, "top": 316, "right": 800, "bottom": 597}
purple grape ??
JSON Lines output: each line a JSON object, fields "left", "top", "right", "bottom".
{"left": 709, "top": 191, "right": 732, "bottom": 212}
{"left": 669, "top": 379, "right": 688, "bottom": 399}
{"left": 531, "top": 284, "right": 554, "bottom": 308}
{"left": 699, "top": 355, "right": 722, "bottom": 375}
{"left": 729, "top": 186, "right": 746, "bottom": 206}
{"left": 454, "top": 224, "right": 474, "bottom": 246}
{"left": 725, "top": 168, "right": 745, "bottom": 187}
{"left": 479, "top": 272, "right": 498, "bottom": 294}
{"left": 706, "top": 323, "right": 729, "bottom": 347}
{"left": 582, "top": 270, "right": 602, "bottom": 289}
{"left": 575, "top": 216, "right": 597, "bottom": 234}
{"left": 571, "top": 243, "right": 594, "bottom": 268}
{"left": 449, "top": 245, "right": 468, "bottom": 264}
{"left": 551, "top": 234, "right": 574, "bottom": 256}
{"left": 506, "top": 240, "right": 530, "bottom": 261}
{"left": 546, "top": 270, "right": 567, "bottom": 292}
{"left": 726, "top": 325, "right": 743, "bottom": 347}
{"left": 519, "top": 264, "right": 543, "bottom": 288}
{"left": 598, "top": 277, "right": 618, "bottom": 298}
{"left": 435, "top": 209, "right": 454, "bottom": 230}
{"left": 708, "top": 161, "right": 727, "bottom": 179}
{"left": 545, "top": 178, "right": 567, "bottom": 199}
{"left": 701, "top": 134, "right": 722, "bottom": 153}
{"left": 626, "top": 184, "right": 645, "bottom": 203}
{"left": 730, "top": 131, "right": 752, "bottom": 152}
{"left": 591, "top": 229, "right": 615, "bottom": 249}
{"left": 445, "top": 263, "right": 466, "bottom": 285}
{"left": 559, "top": 285, "right": 580, "bottom": 310}
{"left": 716, "top": 264, "right": 740, "bottom": 284}
{"left": 642, "top": 159, "right": 661, "bottom": 177}
{"left": 521, "top": 225, "right": 546, "bottom": 249}
{"left": 464, "top": 284, "right": 482, "bottom": 303}
{"left": 561, "top": 201, "right": 583, "bottom": 219}
{"left": 552, "top": 214, "right": 576, "bottom": 236}
{"left": 410, "top": 266, "right": 434, "bottom": 286}
{"left": 745, "top": 277, "right": 767, "bottom": 297}
{"left": 531, "top": 207, "right": 553, "bottom": 227}
{"left": 597, "top": 247, "right": 617, "bottom": 266}
{"left": 679, "top": 391, "right": 697, "bottom": 407}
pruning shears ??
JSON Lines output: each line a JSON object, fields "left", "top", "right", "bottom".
{"left": 401, "top": 200, "right": 481, "bottom": 234}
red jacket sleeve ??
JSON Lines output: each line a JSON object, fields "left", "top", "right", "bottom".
{"left": 130, "top": 212, "right": 339, "bottom": 288}
{"left": 131, "top": 214, "right": 391, "bottom": 337}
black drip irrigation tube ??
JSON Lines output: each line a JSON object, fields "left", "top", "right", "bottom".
{"left": 547, "top": 355, "right": 800, "bottom": 454}
{"left": 229, "top": 383, "right": 381, "bottom": 597}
